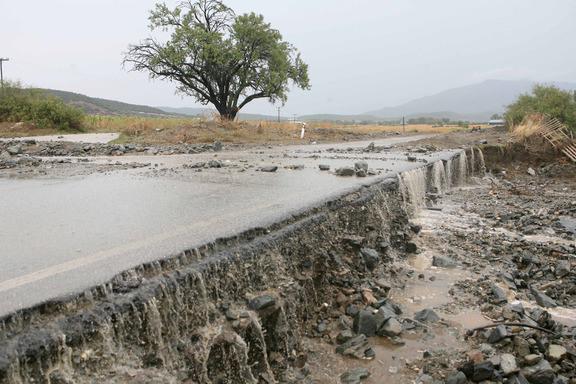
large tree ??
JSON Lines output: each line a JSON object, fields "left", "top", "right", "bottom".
{"left": 124, "top": 0, "right": 310, "bottom": 120}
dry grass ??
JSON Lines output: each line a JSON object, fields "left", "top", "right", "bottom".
{"left": 1, "top": 115, "right": 465, "bottom": 145}
{"left": 510, "top": 114, "right": 545, "bottom": 142}
{"left": 86, "top": 115, "right": 464, "bottom": 145}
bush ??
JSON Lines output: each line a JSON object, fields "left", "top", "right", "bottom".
{"left": 505, "top": 85, "right": 576, "bottom": 132}
{"left": 0, "top": 82, "right": 85, "bottom": 131}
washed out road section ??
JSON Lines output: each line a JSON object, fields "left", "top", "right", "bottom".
{"left": 0, "top": 135, "right": 450, "bottom": 317}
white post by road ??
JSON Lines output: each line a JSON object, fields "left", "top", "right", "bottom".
{"left": 300, "top": 123, "right": 306, "bottom": 139}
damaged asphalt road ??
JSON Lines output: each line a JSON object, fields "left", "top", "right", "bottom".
{"left": 0, "top": 135, "right": 447, "bottom": 317}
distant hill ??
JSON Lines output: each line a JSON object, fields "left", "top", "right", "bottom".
{"left": 38, "top": 89, "right": 175, "bottom": 117}
{"left": 366, "top": 79, "right": 576, "bottom": 121}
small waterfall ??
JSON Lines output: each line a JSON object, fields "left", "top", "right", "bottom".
{"left": 475, "top": 147, "right": 486, "bottom": 175}
{"left": 456, "top": 151, "right": 468, "bottom": 185}
{"left": 430, "top": 161, "right": 447, "bottom": 195}
{"left": 444, "top": 158, "right": 453, "bottom": 188}
{"left": 469, "top": 148, "right": 475, "bottom": 175}
{"left": 398, "top": 168, "right": 427, "bottom": 215}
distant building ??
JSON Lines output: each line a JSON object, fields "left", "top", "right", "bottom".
{"left": 488, "top": 119, "right": 505, "bottom": 127}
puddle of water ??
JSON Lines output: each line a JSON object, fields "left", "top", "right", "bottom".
{"left": 443, "top": 309, "right": 492, "bottom": 330}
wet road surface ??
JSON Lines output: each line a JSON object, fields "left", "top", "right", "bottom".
{"left": 0, "top": 135, "right": 455, "bottom": 317}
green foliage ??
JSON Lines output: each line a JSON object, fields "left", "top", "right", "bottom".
{"left": 505, "top": 85, "right": 576, "bottom": 131}
{"left": 0, "top": 82, "right": 85, "bottom": 131}
{"left": 124, "top": 0, "right": 310, "bottom": 119}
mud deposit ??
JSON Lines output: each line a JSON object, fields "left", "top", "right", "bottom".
{"left": 1, "top": 147, "right": 575, "bottom": 384}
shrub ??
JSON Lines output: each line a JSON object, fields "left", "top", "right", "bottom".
{"left": 505, "top": 85, "right": 576, "bottom": 132}
{"left": 0, "top": 82, "right": 85, "bottom": 131}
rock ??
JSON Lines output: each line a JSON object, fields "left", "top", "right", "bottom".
{"left": 501, "top": 353, "right": 519, "bottom": 376}
{"left": 340, "top": 368, "right": 370, "bottom": 384}
{"left": 7, "top": 144, "right": 22, "bottom": 156}
{"left": 417, "top": 374, "right": 434, "bottom": 384}
{"left": 353, "top": 309, "right": 383, "bottom": 337}
{"left": 248, "top": 295, "right": 276, "bottom": 310}
{"left": 514, "top": 336, "right": 531, "bottom": 357}
{"left": 555, "top": 260, "right": 571, "bottom": 278}
{"left": 207, "top": 160, "right": 223, "bottom": 168}
{"left": 319, "top": 164, "right": 330, "bottom": 171}
{"left": 509, "top": 374, "right": 530, "bottom": 384}
{"left": 521, "top": 359, "right": 554, "bottom": 384}
{"left": 530, "top": 287, "right": 557, "bottom": 308}
{"left": 355, "top": 169, "right": 367, "bottom": 177}
{"left": 547, "top": 345, "right": 567, "bottom": 362}
{"left": 527, "top": 167, "right": 536, "bottom": 176}
{"left": 378, "top": 318, "right": 402, "bottom": 337}
{"left": 414, "top": 309, "right": 440, "bottom": 323}
{"left": 407, "top": 156, "right": 417, "bottom": 162}
{"left": 491, "top": 284, "right": 508, "bottom": 304}
{"left": 336, "top": 167, "right": 355, "bottom": 176}
{"left": 405, "top": 242, "right": 418, "bottom": 253}
{"left": 488, "top": 325, "right": 508, "bottom": 343}
{"left": 213, "top": 141, "right": 223, "bottom": 151}
{"left": 335, "top": 335, "right": 372, "bottom": 359}
{"left": 432, "top": 255, "right": 457, "bottom": 268}
{"left": 472, "top": 361, "right": 495, "bottom": 382}
{"left": 336, "top": 330, "right": 355, "bottom": 344}
{"left": 48, "top": 370, "right": 74, "bottom": 384}
{"left": 360, "top": 248, "right": 380, "bottom": 271}
{"left": 524, "top": 354, "right": 542, "bottom": 366}
{"left": 259, "top": 166, "right": 278, "bottom": 172}
{"left": 446, "top": 371, "right": 467, "bottom": 384}
{"left": 354, "top": 161, "right": 368, "bottom": 172}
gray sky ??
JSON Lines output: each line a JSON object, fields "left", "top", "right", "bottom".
{"left": 3, "top": 0, "right": 576, "bottom": 116}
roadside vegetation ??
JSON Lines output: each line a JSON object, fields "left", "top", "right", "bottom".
{"left": 89, "top": 117, "right": 463, "bottom": 145}
{"left": 505, "top": 84, "right": 576, "bottom": 133}
{"left": 0, "top": 82, "right": 85, "bottom": 131}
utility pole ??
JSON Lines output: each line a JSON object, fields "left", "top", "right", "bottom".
{"left": 402, "top": 116, "right": 406, "bottom": 135}
{"left": 277, "top": 106, "right": 281, "bottom": 123}
{"left": 0, "top": 58, "right": 9, "bottom": 89}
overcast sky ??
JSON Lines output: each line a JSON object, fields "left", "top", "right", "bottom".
{"left": 3, "top": 0, "right": 575, "bottom": 116}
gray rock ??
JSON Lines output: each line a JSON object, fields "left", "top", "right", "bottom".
{"left": 514, "top": 336, "right": 531, "bottom": 357}
{"left": 335, "top": 334, "right": 371, "bottom": 359}
{"left": 355, "top": 169, "right": 367, "bottom": 177}
{"left": 445, "top": 371, "right": 467, "bottom": 384}
{"left": 432, "top": 255, "right": 457, "bottom": 268}
{"left": 213, "top": 141, "right": 223, "bottom": 151}
{"left": 491, "top": 284, "right": 508, "bottom": 304}
{"left": 521, "top": 359, "right": 554, "bottom": 384}
{"left": 488, "top": 325, "right": 508, "bottom": 343}
{"left": 360, "top": 248, "right": 380, "bottom": 271}
{"left": 527, "top": 167, "right": 536, "bottom": 176}
{"left": 340, "top": 368, "right": 370, "bottom": 384}
{"left": 353, "top": 309, "right": 384, "bottom": 337}
{"left": 509, "top": 374, "right": 530, "bottom": 384}
{"left": 354, "top": 161, "right": 368, "bottom": 172}
{"left": 378, "top": 317, "right": 402, "bottom": 337}
{"left": 524, "top": 354, "right": 542, "bottom": 366}
{"left": 259, "top": 166, "right": 278, "bottom": 172}
{"left": 248, "top": 295, "right": 276, "bottom": 310}
{"left": 530, "top": 287, "right": 557, "bottom": 308}
{"left": 473, "top": 361, "right": 494, "bottom": 382}
{"left": 7, "top": 144, "right": 22, "bottom": 156}
{"left": 555, "top": 260, "right": 570, "bottom": 278}
{"left": 500, "top": 353, "right": 518, "bottom": 376}
{"left": 207, "top": 160, "right": 223, "bottom": 168}
{"left": 416, "top": 374, "right": 434, "bottom": 384}
{"left": 414, "top": 309, "right": 440, "bottom": 323}
{"left": 336, "top": 329, "right": 355, "bottom": 344}
{"left": 336, "top": 167, "right": 355, "bottom": 176}
{"left": 318, "top": 164, "right": 330, "bottom": 171}
{"left": 547, "top": 345, "right": 567, "bottom": 362}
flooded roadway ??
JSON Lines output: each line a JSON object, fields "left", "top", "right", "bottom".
{"left": 0, "top": 135, "right": 455, "bottom": 317}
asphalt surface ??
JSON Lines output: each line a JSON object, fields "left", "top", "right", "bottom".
{"left": 0, "top": 135, "right": 455, "bottom": 317}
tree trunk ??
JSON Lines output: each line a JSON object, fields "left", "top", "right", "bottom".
{"left": 218, "top": 106, "right": 238, "bottom": 121}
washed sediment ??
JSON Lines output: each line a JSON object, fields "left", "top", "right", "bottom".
{"left": 0, "top": 149, "right": 486, "bottom": 383}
